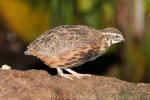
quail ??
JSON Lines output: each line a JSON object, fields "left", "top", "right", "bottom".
{"left": 24, "top": 25, "right": 125, "bottom": 80}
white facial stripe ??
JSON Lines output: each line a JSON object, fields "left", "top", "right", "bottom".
{"left": 106, "top": 39, "right": 111, "bottom": 47}
{"left": 111, "top": 40, "right": 121, "bottom": 44}
{"left": 102, "top": 32, "right": 119, "bottom": 36}
{"left": 104, "top": 32, "right": 124, "bottom": 40}
{"left": 103, "top": 32, "right": 124, "bottom": 46}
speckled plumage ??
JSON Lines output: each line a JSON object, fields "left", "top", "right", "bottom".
{"left": 25, "top": 25, "right": 125, "bottom": 79}
{"left": 25, "top": 25, "right": 107, "bottom": 67}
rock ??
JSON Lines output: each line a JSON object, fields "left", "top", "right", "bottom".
{"left": 0, "top": 69, "right": 150, "bottom": 100}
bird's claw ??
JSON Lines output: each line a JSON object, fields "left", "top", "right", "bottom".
{"left": 71, "top": 73, "right": 91, "bottom": 78}
{"left": 57, "top": 68, "right": 91, "bottom": 80}
{"left": 58, "top": 74, "right": 74, "bottom": 80}
{"left": 57, "top": 73, "right": 91, "bottom": 80}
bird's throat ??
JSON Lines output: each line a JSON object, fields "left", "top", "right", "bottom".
{"left": 106, "top": 39, "right": 112, "bottom": 47}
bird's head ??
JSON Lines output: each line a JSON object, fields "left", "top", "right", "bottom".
{"left": 99, "top": 28, "right": 125, "bottom": 46}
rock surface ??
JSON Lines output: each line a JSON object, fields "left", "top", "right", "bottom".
{"left": 0, "top": 69, "right": 150, "bottom": 100}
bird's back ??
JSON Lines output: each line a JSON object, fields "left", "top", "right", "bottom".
{"left": 25, "top": 25, "right": 100, "bottom": 56}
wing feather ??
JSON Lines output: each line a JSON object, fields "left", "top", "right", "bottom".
{"left": 25, "top": 25, "right": 100, "bottom": 57}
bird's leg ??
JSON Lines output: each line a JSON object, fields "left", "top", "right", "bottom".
{"left": 64, "top": 68, "right": 91, "bottom": 78}
{"left": 56, "top": 68, "right": 73, "bottom": 80}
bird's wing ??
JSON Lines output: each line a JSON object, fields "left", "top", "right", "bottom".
{"left": 36, "top": 45, "right": 101, "bottom": 68}
{"left": 25, "top": 25, "right": 100, "bottom": 57}
{"left": 26, "top": 41, "right": 106, "bottom": 69}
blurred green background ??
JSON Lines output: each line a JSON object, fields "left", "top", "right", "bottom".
{"left": 0, "top": 0, "right": 150, "bottom": 83}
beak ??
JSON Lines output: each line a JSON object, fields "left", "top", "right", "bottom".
{"left": 122, "top": 37, "right": 125, "bottom": 41}
{"left": 122, "top": 38, "right": 125, "bottom": 41}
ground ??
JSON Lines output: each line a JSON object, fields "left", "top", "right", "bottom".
{"left": 0, "top": 69, "right": 150, "bottom": 100}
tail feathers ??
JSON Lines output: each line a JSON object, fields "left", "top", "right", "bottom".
{"left": 24, "top": 49, "right": 32, "bottom": 55}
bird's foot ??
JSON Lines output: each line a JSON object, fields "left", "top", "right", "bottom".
{"left": 57, "top": 68, "right": 74, "bottom": 80}
{"left": 57, "top": 73, "right": 91, "bottom": 80}
{"left": 58, "top": 73, "right": 74, "bottom": 80}
{"left": 64, "top": 68, "right": 91, "bottom": 78}
{"left": 70, "top": 73, "right": 91, "bottom": 78}
{"left": 56, "top": 68, "right": 91, "bottom": 80}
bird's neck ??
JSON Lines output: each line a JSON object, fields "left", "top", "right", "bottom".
{"left": 105, "top": 37, "right": 112, "bottom": 47}
{"left": 106, "top": 39, "right": 111, "bottom": 47}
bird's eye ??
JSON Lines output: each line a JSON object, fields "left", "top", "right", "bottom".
{"left": 115, "top": 35, "right": 119, "bottom": 38}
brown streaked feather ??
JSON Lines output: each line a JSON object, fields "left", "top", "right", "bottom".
{"left": 99, "top": 28, "right": 122, "bottom": 35}
{"left": 25, "top": 25, "right": 99, "bottom": 56}
{"left": 29, "top": 40, "right": 107, "bottom": 68}
{"left": 25, "top": 25, "right": 110, "bottom": 69}
{"left": 50, "top": 46, "right": 93, "bottom": 68}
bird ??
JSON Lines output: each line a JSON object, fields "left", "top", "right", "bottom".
{"left": 24, "top": 25, "right": 125, "bottom": 80}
